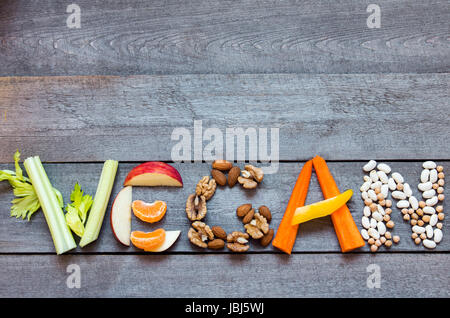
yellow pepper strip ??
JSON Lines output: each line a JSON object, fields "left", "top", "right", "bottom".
{"left": 291, "top": 189, "right": 353, "bottom": 225}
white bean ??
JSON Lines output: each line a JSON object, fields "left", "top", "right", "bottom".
{"left": 363, "top": 160, "right": 377, "bottom": 172}
{"left": 429, "top": 169, "right": 438, "bottom": 183}
{"left": 392, "top": 172, "right": 404, "bottom": 184}
{"left": 377, "top": 171, "right": 389, "bottom": 184}
{"left": 426, "top": 196, "right": 438, "bottom": 206}
{"left": 370, "top": 170, "right": 379, "bottom": 182}
{"left": 418, "top": 182, "right": 432, "bottom": 192}
{"left": 403, "top": 183, "right": 412, "bottom": 197}
{"left": 370, "top": 218, "right": 377, "bottom": 228}
{"left": 363, "top": 175, "right": 371, "bottom": 183}
{"left": 426, "top": 225, "right": 433, "bottom": 239}
{"left": 372, "top": 212, "right": 383, "bottom": 222}
{"left": 360, "top": 181, "right": 371, "bottom": 192}
{"left": 430, "top": 214, "right": 438, "bottom": 226}
{"left": 392, "top": 191, "right": 407, "bottom": 200}
{"left": 423, "top": 161, "right": 436, "bottom": 169}
{"left": 368, "top": 189, "right": 378, "bottom": 201}
{"left": 368, "top": 228, "right": 380, "bottom": 239}
{"left": 433, "top": 229, "right": 443, "bottom": 243}
{"left": 361, "top": 229, "right": 369, "bottom": 240}
{"left": 423, "top": 239, "right": 436, "bottom": 249}
{"left": 409, "top": 196, "right": 419, "bottom": 210}
{"left": 370, "top": 181, "right": 382, "bottom": 190}
{"left": 363, "top": 206, "right": 371, "bottom": 217}
{"left": 362, "top": 216, "right": 370, "bottom": 229}
{"left": 396, "top": 200, "right": 410, "bottom": 208}
{"left": 412, "top": 225, "right": 426, "bottom": 234}
{"left": 381, "top": 184, "right": 389, "bottom": 199}
{"left": 361, "top": 191, "right": 368, "bottom": 200}
{"left": 421, "top": 169, "right": 430, "bottom": 183}
{"left": 423, "top": 189, "right": 436, "bottom": 199}
{"left": 388, "top": 178, "right": 397, "bottom": 191}
{"left": 377, "top": 204, "right": 385, "bottom": 216}
{"left": 423, "top": 206, "right": 436, "bottom": 215}
{"left": 377, "top": 221, "right": 386, "bottom": 235}
{"left": 377, "top": 163, "right": 391, "bottom": 174}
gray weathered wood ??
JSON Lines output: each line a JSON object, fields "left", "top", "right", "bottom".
{"left": 0, "top": 1, "right": 449, "bottom": 76}
{"left": 1, "top": 254, "right": 449, "bottom": 297}
{"left": 0, "top": 161, "right": 447, "bottom": 253}
{"left": 0, "top": 73, "right": 449, "bottom": 162}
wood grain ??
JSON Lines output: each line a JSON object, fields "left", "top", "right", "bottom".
{"left": 0, "top": 161, "right": 447, "bottom": 253}
{"left": 1, "top": 254, "right": 449, "bottom": 297}
{"left": 0, "top": 0, "right": 449, "bottom": 76}
{"left": 0, "top": 73, "right": 449, "bottom": 162}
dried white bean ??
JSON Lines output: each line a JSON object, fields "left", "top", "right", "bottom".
{"left": 423, "top": 239, "right": 436, "bottom": 249}
{"left": 370, "top": 218, "right": 377, "bottom": 228}
{"left": 409, "top": 196, "right": 419, "bottom": 210}
{"left": 429, "top": 169, "right": 438, "bottom": 183}
{"left": 388, "top": 178, "right": 397, "bottom": 191}
{"left": 361, "top": 191, "right": 369, "bottom": 200}
{"left": 360, "top": 181, "right": 371, "bottom": 192}
{"left": 392, "top": 191, "right": 407, "bottom": 200}
{"left": 377, "top": 221, "right": 386, "bottom": 235}
{"left": 377, "top": 171, "right": 389, "bottom": 184}
{"left": 423, "top": 206, "right": 436, "bottom": 215}
{"left": 362, "top": 216, "right": 370, "bottom": 229}
{"left": 363, "top": 206, "right": 371, "bottom": 217}
{"left": 368, "top": 228, "right": 380, "bottom": 239}
{"left": 381, "top": 184, "right": 389, "bottom": 198}
{"left": 423, "top": 161, "right": 436, "bottom": 169}
{"left": 361, "top": 229, "right": 369, "bottom": 240}
{"left": 426, "top": 196, "right": 438, "bottom": 206}
{"left": 370, "top": 181, "right": 382, "bottom": 190}
{"left": 412, "top": 225, "right": 426, "bottom": 234}
{"left": 426, "top": 225, "right": 433, "bottom": 239}
{"left": 363, "top": 175, "right": 372, "bottom": 183}
{"left": 430, "top": 214, "right": 438, "bottom": 226}
{"left": 396, "top": 200, "right": 410, "bottom": 209}
{"left": 433, "top": 229, "right": 443, "bottom": 243}
{"left": 377, "top": 163, "right": 391, "bottom": 174}
{"left": 372, "top": 212, "right": 383, "bottom": 222}
{"left": 421, "top": 169, "right": 430, "bottom": 183}
{"left": 403, "top": 183, "right": 412, "bottom": 197}
{"left": 363, "top": 160, "right": 377, "bottom": 172}
{"left": 392, "top": 172, "right": 404, "bottom": 184}
{"left": 423, "top": 189, "right": 436, "bottom": 199}
{"left": 377, "top": 204, "right": 385, "bottom": 215}
{"left": 418, "top": 182, "right": 432, "bottom": 192}
{"left": 368, "top": 190, "right": 378, "bottom": 201}
{"left": 370, "top": 170, "right": 379, "bottom": 182}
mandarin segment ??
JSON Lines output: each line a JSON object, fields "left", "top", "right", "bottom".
{"left": 130, "top": 229, "right": 166, "bottom": 251}
{"left": 132, "top": 200, "right": 167, "bottom": 223}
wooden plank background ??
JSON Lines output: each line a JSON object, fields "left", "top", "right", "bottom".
{"left": 0, "top": 0, "right": 449, "bottom": 298}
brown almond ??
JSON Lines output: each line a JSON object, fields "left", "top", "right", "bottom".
{"left": 236, "top": 203, "right": 252, "bottom": 218}
{"left": 260, "top": 228, "right": 274, "bottom": 247}
{"left": 258, "top": 205, "right": 272, "bottom": 223}
{"left": 208, "top": 239, "right": 225, "bottom": 249}
{"left": 228, "top": 166, "right": 240, "bottom": 187}
{"left": 211, "top": 226, "right": 227, "bottom": 240}
{"left": 211, "top": 169, "right": 227, "bottom": 186}
{"left": 242, "top": 208, "right": 255, "bottom": 224}
{"left": 212, "top": 160, "right": 232, "bottom": 171}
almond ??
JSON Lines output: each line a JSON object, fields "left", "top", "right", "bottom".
{"left": 258, "top": 205, "right": 271, "bottom": 223}
{"left": 208, "top": 239, "right": 225, "bottom": 249}
{"left": 211, "top": 226, "right": 227, "bottom": 240}
{"left": 228, "top": 166, "right": 240, "bottom": 187}
{"left": 242, "top": 208, "right": 255, "bottom": 224}
{"left": 236, "top": 203, "right": 252, "bottom": 218}
{"left": 212, "top": 160, "right": 232, "bottom": 171}
{"left": 260, "top": 228, "right": 274, "bottom": 247}
{"left": 211, "top": 169, "right": 227, "bottom": 186}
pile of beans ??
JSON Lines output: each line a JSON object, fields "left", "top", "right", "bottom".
{"left": 360, "top": 160, "right": 399, "bottom": 252}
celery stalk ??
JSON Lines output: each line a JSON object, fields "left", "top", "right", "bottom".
{"left": 79, "top": 160, "right": 118, "bottom": 247}
{"left": 24, "top": 156, "right": 76, "bottom": 254}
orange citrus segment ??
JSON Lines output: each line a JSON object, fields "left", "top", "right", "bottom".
{"left": 130, "top": 229, "right": 166, "bottom": 251}
{"left": 132, "top": 200, "right": 167, "bottom": 223}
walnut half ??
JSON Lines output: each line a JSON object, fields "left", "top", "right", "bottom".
{"left": 226, "top": 231, "right": 250, "bottom": 252}
{"left": 186, "top": 194, "right": 207, "bottom": 221}
{"left": 195, "top": 176, "right": 216, "bottom": 200}
{"left": 244, "top": 213, "right": 269, "bottom": 239}
{"left": 188, "top": 221, "right": 214, "bottom": 248}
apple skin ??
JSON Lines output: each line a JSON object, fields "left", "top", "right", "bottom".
{"left": 110, "top": 186, "right": 132, "bottom": 246}
{"left": 123, "top": 162, "right": 183, "bottom": 187}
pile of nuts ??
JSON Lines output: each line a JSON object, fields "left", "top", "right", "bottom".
{"left": 186, "top": 160, "right": 273, "bottom": 252}
{"left": 360, "top": 160, "right": 399, "bottom": 252}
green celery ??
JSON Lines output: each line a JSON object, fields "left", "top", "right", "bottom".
{"left": 24, "top": 156, "right": 76, "bottom": 254}
{"left": 79, "top": 160, "right": 118, "bottom": 247}
{"left": 65, "top": 182, "right": 93, "bottom": 237}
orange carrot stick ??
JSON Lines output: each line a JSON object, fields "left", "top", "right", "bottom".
{"left": 312, "top": 156, "right": 365, "bottom": 252}
{"left": 272, "top": 160, "right": 313, "bottom": 254}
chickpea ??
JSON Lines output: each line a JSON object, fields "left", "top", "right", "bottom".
{"left": 411, "top": 213, "right": 419, "bottom": 220}
{"left": 410, "top": 219, "right": 417, "bottom": 226}
{"left": 432, "top": 183, "right": 439, "bottom": 190}
{"left": 414, "top": 237, "right": 421, "bottom": 245}
{"left": 438, "top": 179, "right": 445, "bottom": 186}
{"left": 380, "top": 237, "right": 386, "bottom": 244}
{"left": 418, "top": 220, "right": 424, "bottom": 227}
{"left": 365, "top": 199, "right": 373, "bottom": 206}
{"left": 422, "top": 215, "right": 430, "bottom": 223}
{"left": 375, "top": 239, "right": 382, "bottom": 247}
{"left": 385, "top": 231, "right": 392, "bottom": 239}
{"left": 385, "top": 200, "right": 392, "bottom": 208}
{"left": 411, "top": 233, "right": 418, "bottom": 239}
{"left": 374, "top": 187, "right": 381, "bottom": 194}
{"left": 419, "top": 201, "right": 426, "bottom": 208}
{"left": 437, "top": 187, "right": 444, "bottom": 194}
{"left": 438, "top": 213, "right": 445, "bottom": 221}
{"left": 437, "top": 165, "right": 444, "bottom": 172}
{"left": 417, "top": 209, "right": 424, "bottom": 217}
{"left": 438, "top": 194, "right": 445, "bottom": 201}
{"left": 384, "top": 240, "right": 393, "bottom": 247}
{"left": 370, "top": 244, "right": 378, "bottom": 252}
{"left": 370, "top": 203, "right": 378, "bottom": 212}
{"left": 403, "top": 214, "right": 410, "bottom": 221}
{"left": 393, "top": 236, "right": 400, "bottom": 244}
{"left": 383, "top": 215, "right": 391, "bottom": 222}
{"left": 438, "top": 172, "right": 445, "bottom": 179}
{"left": 368, "top": 238, "right": 375, "bottom": 245}
{"left": 386, "top": 220, "right": 395, "bottom": 229}
{"left": 420, "top": 233, "right": 426, "bottom": 240}
{"left": 436, "top": 205, "right": 443, "bottom": 213}
{"left": 408, "top": 208, "right": 414, "bottom": 215}
{"left": 385, "top": 208, "right": 392, "bottom": 215}
{"left": 437, "top": 223, "right": 443, "bottom": 229}
{"left": 401, "top": 208, "right": 408, "bottom": 215}
{"left": 397, "top": 183, "right": 404, "bottom": 191}
{"left": 379, "top": 199, "right": 386, "bottom": 206}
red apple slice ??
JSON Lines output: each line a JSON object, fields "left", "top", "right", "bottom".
{"left": 110, "top": 186, "right": 132, "bottom": 246}
{"left": 124, "top": 162, "right": 183, "bottom": 187}
{"left": 145, "top": 230, "right": 181, "bottom": 252}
